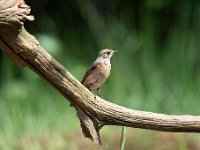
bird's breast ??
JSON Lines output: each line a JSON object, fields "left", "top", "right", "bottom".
{"left": 100, "top": 63, "right": 111, "bottom": 77}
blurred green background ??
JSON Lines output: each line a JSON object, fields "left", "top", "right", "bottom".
{"left": 1, "top": 0, "right": 200, "bottom": 149}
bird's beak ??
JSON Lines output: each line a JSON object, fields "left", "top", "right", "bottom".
{"left": 114, "top": 50, "right": 118, "bottom": 53}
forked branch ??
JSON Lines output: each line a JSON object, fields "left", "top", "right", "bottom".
{"left": 1, "top": 0, "right": 200, "bottom": 145}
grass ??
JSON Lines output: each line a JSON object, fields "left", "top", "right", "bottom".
{"left": 1, "top": 124, "right": 200, "bottom": 150}
{"left": 0, "top": 58, "right": 200, "bottom": 149}
{"left": 120, "top": 126, "right": 126, "bottom": 150}
{"left": 0, "top": 10, "right": 200, "bottom": 148}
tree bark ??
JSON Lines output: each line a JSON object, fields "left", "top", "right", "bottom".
{"left": 1, "top": 0, "right": 200, "bottom": 145}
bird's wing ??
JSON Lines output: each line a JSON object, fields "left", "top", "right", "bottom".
{"left": 81, "top": 63, "right": 101, "bottom": 85}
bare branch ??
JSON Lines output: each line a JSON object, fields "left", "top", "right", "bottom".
{"left": 1, "top": 0, "right": 200, "bottom": 145}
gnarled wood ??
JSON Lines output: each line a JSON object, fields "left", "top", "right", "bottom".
{"left": 1, "top": 0, "right": 200, "bottom": 145}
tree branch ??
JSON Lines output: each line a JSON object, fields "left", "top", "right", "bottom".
{"left": 1, "top": 0, "right": 200, "bottom": 145}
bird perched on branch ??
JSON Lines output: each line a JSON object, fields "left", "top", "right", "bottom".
{"left": 82, "top": 48, "right": 117, "bottom": 97}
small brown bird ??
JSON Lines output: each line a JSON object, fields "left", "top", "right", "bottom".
{"left": 82, "top": 49, "right": 117, "bottom": 97}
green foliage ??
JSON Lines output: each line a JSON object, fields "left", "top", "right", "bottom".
{"left": 1, "top": 0, "right": 200, "bottom": 149}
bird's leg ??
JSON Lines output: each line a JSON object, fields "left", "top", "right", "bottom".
{"left": 87, "top": 86, "right": 91, "bottom": 91}
{"left": 97, "top": 88, "right": 103, "bottom": 98}
{"left": 93, "top": 90, "right": 97, "bottom": 99}
{"left": 87, "top": 85, "right": 97, "bottom": 99}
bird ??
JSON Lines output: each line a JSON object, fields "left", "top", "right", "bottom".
{"left": 82, "top": 48, "right": 117, "bottom": 97}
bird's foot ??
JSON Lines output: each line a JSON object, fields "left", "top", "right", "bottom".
{"left": 99, "top": 95, "right": 103, "bottom": 99}
{"left": 93, "top": 94, "right": 103, "bottom": 99}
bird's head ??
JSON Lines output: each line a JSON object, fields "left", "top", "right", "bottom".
{"left": 98, "top": 48, "right": 118, "bottom": 59}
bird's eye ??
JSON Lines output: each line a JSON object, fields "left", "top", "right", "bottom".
{"left": 106, "top": 51, "right": 110, "bottom": 54}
